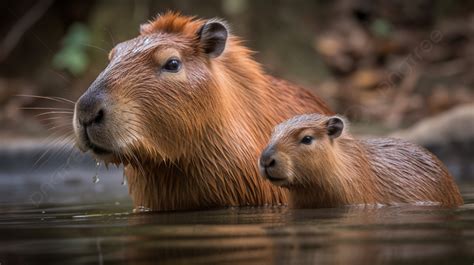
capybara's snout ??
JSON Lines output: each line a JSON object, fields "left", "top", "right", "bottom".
{"left": 258, "top": 145, "right": 289, "bottom": 185}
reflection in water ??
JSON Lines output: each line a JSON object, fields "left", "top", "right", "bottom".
{"left": 273, "top": 206, "right": 469, "bottom": 265}
{"left": 0, "top": 188, "right": 473, "bottom": 265}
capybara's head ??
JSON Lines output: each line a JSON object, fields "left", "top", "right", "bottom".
{"left": 259, "top": 114, "right": 345, "bottom": 187}
{"left": 73, "top": 13, "right": 230, "bottom": 163}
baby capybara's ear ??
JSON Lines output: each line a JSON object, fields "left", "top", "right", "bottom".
{"left": 139, "top": 23, "right": 151, "bottom": 35}
{"left": 197, "top": 19, "right": 228, "bottom": 58}
{"left": 326, "top": 116, "right": 344, "bottom": 139}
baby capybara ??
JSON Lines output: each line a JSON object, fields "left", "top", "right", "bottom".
{"left": 259, "top": 114, "right": 463, "bottom": 208}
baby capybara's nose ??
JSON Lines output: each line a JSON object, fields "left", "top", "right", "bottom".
{"left": 76, "top": 92, "right": 105, "bottom": 127}
{"left": 260, "top": 148, "right": 276, "bottom": 168}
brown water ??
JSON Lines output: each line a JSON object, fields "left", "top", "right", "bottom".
{"left": 0, "top": 146, "right": 472, "bottom": 264}
{"left": 0, "top": 185, "right": 473, "bottom": 265}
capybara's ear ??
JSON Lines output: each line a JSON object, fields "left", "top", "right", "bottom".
{"left": 326, "top": 117, "right": 344, "bottom": 139}
{"left": 198, "top": 19, "right": 228, "bottom": 58}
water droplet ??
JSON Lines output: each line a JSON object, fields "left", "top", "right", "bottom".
{"left": 93, "top": 174, "right": 100, "bottom": 184}
{"left": 93, "top": 161, "right": 101, "bottom": 184}
{"left": 133, "top": 206, "right": 152, "bottom": 213}
{"left": 121, "top": 169, "right": 127, "bottom": 186}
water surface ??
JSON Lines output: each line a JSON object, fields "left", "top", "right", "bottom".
{"left": 0, "top": 145, "right": 473, "bottom": 265}
{"left": 0, "top": 185, "right": 473, "bottom": 265}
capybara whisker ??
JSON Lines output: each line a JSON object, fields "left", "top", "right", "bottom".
{"left": 20, "top": 107, "right": 74, "bottom": 111}
{"left": 16, "top": 94, "right": 75, "bottom": 104}
{"left": 47, "top": 124, "right": 73, "bottom": 132}
{"left": 34, "top": 111, "right": 74, "bottom": 118}
{"left": 79, "top": 43, "right": 109, "bottom": 53}
{"left": 34, "top": 134, "right": 75, "bottom": 169}
{"left": 38, "top": 116, "right": 72, "bottom": 122}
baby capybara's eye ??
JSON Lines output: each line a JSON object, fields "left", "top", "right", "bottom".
{"left": 300, "top": 135, "right": 314, "bottom": 145}
{"left": 162, "top": 58, "right": 182, "bottom": 72}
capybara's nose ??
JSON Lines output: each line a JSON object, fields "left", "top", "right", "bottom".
{"left": 260, "top": 148, "right": 276, "bottom": 168}
{"left": 76, "top": 93, "right": 105, "bottom": 127}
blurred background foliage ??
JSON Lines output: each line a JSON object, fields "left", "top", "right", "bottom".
{"left": 52, "top": 23, "right": 91, "bottom": 76}
{"left": 0, "top": 0, "right": 473, "bottom": 138}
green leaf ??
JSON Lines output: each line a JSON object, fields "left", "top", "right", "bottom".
{"left": 371, "top": 19, "right": 392, "bottom": 38}
{"left": 52, "top": 23, "right": 91, "bottom": 76}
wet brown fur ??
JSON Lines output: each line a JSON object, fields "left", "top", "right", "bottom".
{"left": 86, "top": 12, "right": 332, "bottom": 210}
{"left": 264, "top": 114, "right": 463, "bottom": 208}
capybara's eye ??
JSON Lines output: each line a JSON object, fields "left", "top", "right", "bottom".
{"left": 162, "top": 58, "right": 182, "bottom": 72}
{"left": 300, "top": 136, "right": 314, "bottom": 145}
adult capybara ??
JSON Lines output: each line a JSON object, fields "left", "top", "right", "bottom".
{"left": 259, "top": 114, "right": 463, "bottom": 208}
{"left": 73, "top": 12, "right": 332, "bottom": 210}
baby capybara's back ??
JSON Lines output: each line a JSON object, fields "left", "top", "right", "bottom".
{"left": 364, "top": 138, "right": 463, "bottom": 206}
